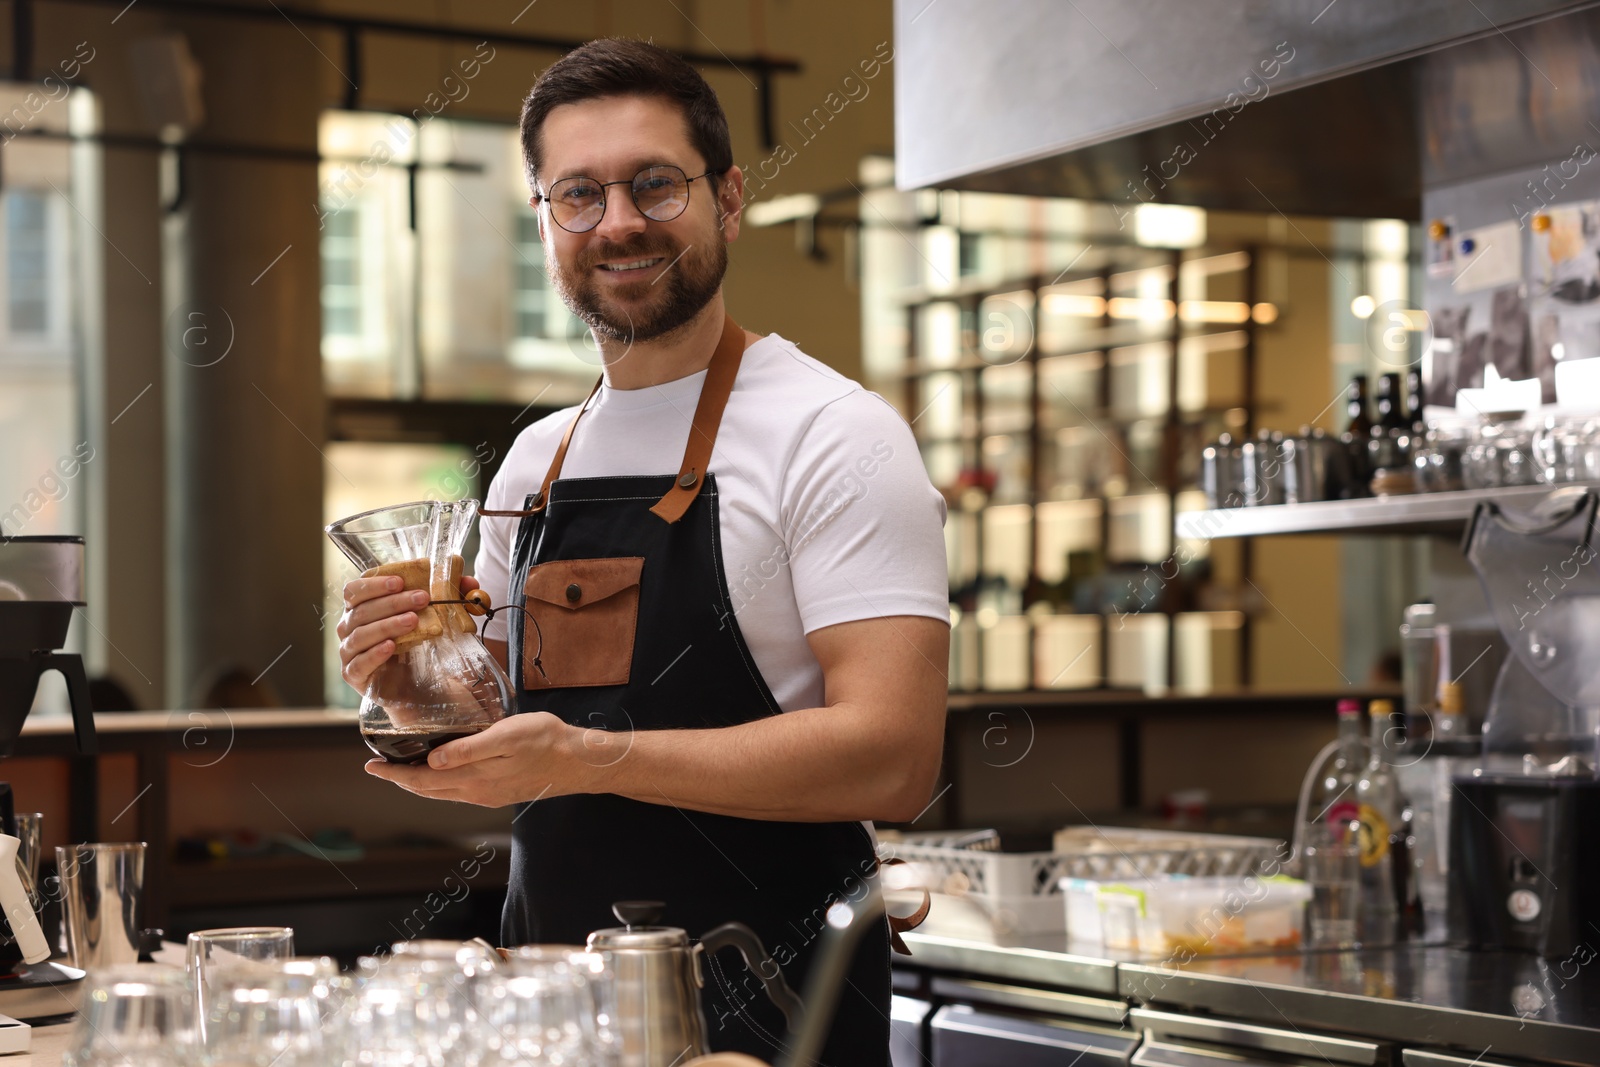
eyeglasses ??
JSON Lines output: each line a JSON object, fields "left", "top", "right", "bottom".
{"left": 532, "top": 164, "right": 717, "bottom": 233}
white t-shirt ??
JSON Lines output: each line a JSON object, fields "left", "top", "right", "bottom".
{"left": 475, "top": 333, "right": 949, "bottom": 712}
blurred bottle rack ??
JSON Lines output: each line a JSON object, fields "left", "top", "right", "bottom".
{"left": 900, "top": 245, "right": 1271, "bottom": 695}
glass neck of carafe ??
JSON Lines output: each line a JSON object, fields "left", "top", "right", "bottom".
{"left": 427, "top": 501, "right": 479, "bottom": 588}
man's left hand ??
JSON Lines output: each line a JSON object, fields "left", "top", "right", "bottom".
{"left": 364, "top": 711, "right": 603, "bottom": 807}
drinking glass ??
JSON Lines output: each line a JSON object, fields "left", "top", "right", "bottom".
{"left": 1303, "top": 823, "right": 1361, "bottom": 949}
{"left": 348, "top": 952, "right": 487, "bottom": 1066}
{"left": 475, "top": 947, "right": 616, "bottom": 1065}
{"left": 1412, "top": 421, "right": 1468, "bottom": 492}
{"left": 186, "top": 927, "right": 295, "bottom": 1039}
{"left": 1533, "top": 414, "right": 1600, "bottom": 484}
{"left": 202, "top": 965, "right": 330, "bottom": 1067}
{"left": 390, "top": 938, "right": 500, "bottom": 969}
{"left": 61, "top": 966, "right": 204, "bottom": 1066}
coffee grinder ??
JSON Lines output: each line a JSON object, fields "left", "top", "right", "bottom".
{"left": 1453, "top": 488, "right": 1600, "bottom": 958}
{"left": 0, "top": 536, "right": 99, "bottom": 1017}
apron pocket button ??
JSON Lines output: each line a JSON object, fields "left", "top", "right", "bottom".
{"left": 566, "top": 583, "right": 582, "bottom": 602}
{"left": 678, "top": 470, "right": 698, "bottom": 489}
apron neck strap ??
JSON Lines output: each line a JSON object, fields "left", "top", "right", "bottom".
{"left": 509, "top": 313, "right": 748, "bottom": 521}
{"left": 649, "top": 313, "right": 747, "bottom": 524}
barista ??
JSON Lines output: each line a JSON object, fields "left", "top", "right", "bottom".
{"left": 337, "top": 39, "right": 949, "bottom": 1065}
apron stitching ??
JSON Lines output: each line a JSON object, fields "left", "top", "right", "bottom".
{"left": 546, "top": 495, "right": 661, "bottom": 504}
{"left": 706, "top": 488, "right": 782, "bottom": 716}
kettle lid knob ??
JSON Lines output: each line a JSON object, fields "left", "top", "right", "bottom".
{"left": 613, "top": 900, "right": 665, "bottom": 929}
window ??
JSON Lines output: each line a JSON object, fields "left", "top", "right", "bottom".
{"left": 320, "top": 204, "right": 363, "bottom": 339}
{"left": 512, "top": 212, "right": 545, "bottom": 340}
{"left": 0, "top": 84, "right": 95, "bottom": 717}
{"left": 318, "top": 110, "right": 598, "bottom": 406}
{"left": 6, "top": 190, "right": 50, "bottom": 335}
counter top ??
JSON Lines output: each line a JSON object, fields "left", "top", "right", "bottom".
{"left": 10, "top": 1021, "right": 71, "bottom": 1064}
{"left": 18, "top": 707, "right": 358, "bottom": 736}
{"left": 899, "top": 930, "right": 1600, "bottom": 1066}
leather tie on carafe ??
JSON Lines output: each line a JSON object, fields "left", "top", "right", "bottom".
{"left": 480, "top": 313, "right": 748, "bottom": 522}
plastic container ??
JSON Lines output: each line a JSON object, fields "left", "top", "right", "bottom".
{"left": 1060, "top": 876, "right": 1163, "bottom": 946}
{"left": 883, "top": 828, "right": 1284, "bottom": 935}
{"left": 1096, "top": 875, "right": 1311, "bottom": 955}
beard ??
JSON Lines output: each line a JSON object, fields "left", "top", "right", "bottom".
{"left": 547, "top": 221, "right": 728, "bottom": 344}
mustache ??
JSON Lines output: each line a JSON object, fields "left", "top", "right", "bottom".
{"left": 578, "top": 237, "right": 679, "bottom": 271}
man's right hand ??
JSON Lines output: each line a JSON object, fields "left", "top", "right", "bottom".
{"left": 336, "top": 575, "right": 481, "bottom": 694}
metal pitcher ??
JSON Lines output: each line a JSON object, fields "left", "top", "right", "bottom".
{"left": 588, "top": 900, "right": 803, "bottom": 1067}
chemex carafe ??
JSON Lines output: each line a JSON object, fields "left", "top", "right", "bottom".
{"left": 325, "top": 500, "right": 513, "bottom": 764}
{"left": 587, "top": 901, "right": 803, "bottom": 1066}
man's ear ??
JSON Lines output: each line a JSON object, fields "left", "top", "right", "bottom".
{"left": 718, "top": 165, "right": 746, "bottom": 242}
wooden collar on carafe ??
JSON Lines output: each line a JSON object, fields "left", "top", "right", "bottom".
{"left": 482, "top": 313, "right": 748, "bottom": 525}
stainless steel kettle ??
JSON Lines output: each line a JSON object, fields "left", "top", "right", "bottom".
{"left": 587, "top": 900, "right": 803, "bottom": 1066}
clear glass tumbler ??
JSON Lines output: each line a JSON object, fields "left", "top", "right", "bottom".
{"left": 62, "top": 967, "right": 204, "bottom": 1066}
{"left": 186, "top": 926, "right": 296, "bottom": 1041}
{"left": 1302, "top": 823, "right": 1362, "bottom": 949}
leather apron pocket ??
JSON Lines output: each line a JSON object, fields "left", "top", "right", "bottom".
{"left": 521, "top": 556, "right": 645, "bottom": 690}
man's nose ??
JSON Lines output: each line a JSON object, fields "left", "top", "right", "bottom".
{"left": 594, "top": 189, "right": 648, "bottom": 243}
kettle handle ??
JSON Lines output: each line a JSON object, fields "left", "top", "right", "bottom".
{"left": 700, "top": 922, "right": 804, "bottom": 1032}
{"left": 0, "top": 836, "right": 48, "bottom": 965}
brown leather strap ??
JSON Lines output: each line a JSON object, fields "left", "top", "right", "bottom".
{"left": 479, "top": 373, "right": 605, "bottom": 518}
{"left": 536, "top": 376, "right": 606, "bottom": 511}
{"left": 489, "top": 315, "right": 748, "bottom": 523}
{"left": 880, "top": 856, "right": 931, "bottom": 956}
{"left": 649, "top": 313, "right": 748, "bottom": 523}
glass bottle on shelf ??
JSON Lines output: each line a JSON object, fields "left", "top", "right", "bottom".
{"left": 1341, "top": 376, "right": 1374, "bottom": 497}
{"left": 1375, "top": 373, "right": 1408, "bottom": 431}
{"left": 1314, "top": 699, "right": 1368, "bottom": 833}
{"left": 1434, "top": 679, "right": 1466, "bottom": 739}
{"left": 1346, "top": 375, "right": 1374, "bottom": 437}
{"left": 1355, "top": 699, "right": 1410, "bottom": 944}
{"left": 1405, "top": 368, "right": 1427, "bottom": 435}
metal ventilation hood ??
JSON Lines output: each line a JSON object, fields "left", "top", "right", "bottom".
{"left": 894, "top": 0, "right": 1600, "bottom": 218}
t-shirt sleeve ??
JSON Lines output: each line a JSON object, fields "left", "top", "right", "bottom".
{"left": 781, "top": 388, "right": 949, "bottom": 634}
{"left": 474, "top": 464, "right": 519, "bottom": 644}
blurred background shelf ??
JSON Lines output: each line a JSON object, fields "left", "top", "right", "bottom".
{"left": 1174, "top": 482, "right": 1600, "bottom": 540}
{"left": 168, "top": 844, "right": 509, "bottom": 908}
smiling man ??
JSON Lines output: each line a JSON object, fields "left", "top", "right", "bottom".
{"left": 337, "top": 38, "right": 949, "bottom": 1064}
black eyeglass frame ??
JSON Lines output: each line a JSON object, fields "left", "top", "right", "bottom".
{"left": 530, "top": 165, "right": 721, "bottom": 233}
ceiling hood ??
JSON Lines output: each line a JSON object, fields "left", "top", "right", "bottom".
{"left": 894, "top": 0, "right": 1600, "bottom": 219}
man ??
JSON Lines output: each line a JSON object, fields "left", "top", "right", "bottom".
{"left": 337, "top": 38, "right": 949, "bottom": 1064}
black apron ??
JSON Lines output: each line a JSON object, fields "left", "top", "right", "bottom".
{"left": 493, "top": 315, "right": 890, "bottom": 1065}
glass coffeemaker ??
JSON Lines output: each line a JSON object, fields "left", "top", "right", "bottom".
{"left": 326, "top": 501, "right": 513, "bottom": 763}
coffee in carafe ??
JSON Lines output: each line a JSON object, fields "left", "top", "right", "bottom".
{"left": 326, "top": 500, "right": 513, "bottom": 763}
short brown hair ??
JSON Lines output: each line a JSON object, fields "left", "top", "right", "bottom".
{"left": 519, "top": 38, "right": 733, "bottom": 193}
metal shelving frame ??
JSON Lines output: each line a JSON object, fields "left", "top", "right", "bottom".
{"left": 1175, "top": 482, "right": 1600, "bottom": 539}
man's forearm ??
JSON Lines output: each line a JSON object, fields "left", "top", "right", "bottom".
{"left": 583, "top": 702, "right": 940, "bottom": 823}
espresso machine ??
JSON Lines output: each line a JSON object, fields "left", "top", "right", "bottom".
{"left": 0, "top": 536, "right": 99, "bottom": 1017}
{"left": 1452, "top": 488, "right": 1600, "bottom": 958}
